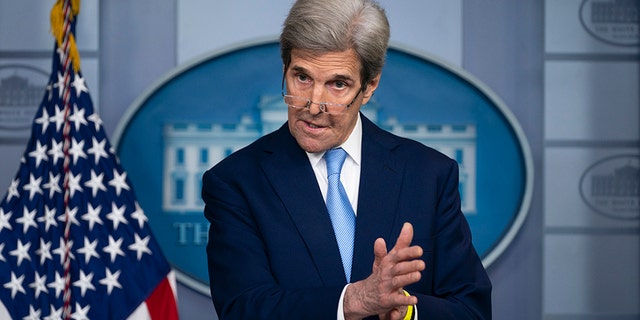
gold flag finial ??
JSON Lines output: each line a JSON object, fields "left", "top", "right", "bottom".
{"left": 50, "top": 0, "right": 82, "bottom": 72}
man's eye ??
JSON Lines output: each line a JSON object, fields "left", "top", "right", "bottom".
{"left": 296, "top": 74, "right": 309, "bottom": 82}
{"left": 334, "top": 81, "right": 347, "bottom": 89}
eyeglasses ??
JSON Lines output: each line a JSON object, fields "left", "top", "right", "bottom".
{"left": 281, "top": 74, "right": 364, "bottom": 115}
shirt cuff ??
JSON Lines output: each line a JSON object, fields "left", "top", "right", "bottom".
{"left": 337, "top": 284, "right": 349, "bottom": 320}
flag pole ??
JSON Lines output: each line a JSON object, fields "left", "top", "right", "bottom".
{"left": 50, "top": 0, "right": 81, "bottom": 318}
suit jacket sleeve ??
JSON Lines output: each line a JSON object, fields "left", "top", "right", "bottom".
{"left": 407, "top": 158, "right": 491, "bottom": 319}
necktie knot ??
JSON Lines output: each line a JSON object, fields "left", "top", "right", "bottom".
{"left": 325, "top": 148, "right": 347, "bottom": 177}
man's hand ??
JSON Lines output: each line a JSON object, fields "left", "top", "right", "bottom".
{"left": 343, "top": 222, "right": 425, "bottom": 320}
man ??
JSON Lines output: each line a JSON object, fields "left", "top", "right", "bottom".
{"left": 202, "top": 0, "right": 492, "bottom": 319}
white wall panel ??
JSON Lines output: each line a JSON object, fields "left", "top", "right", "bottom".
{"left": 543, "top": 1, "right": 639, "bottom": 319}
{"left": 544, "top": 234, "right": 640, "bottom": 316}
{"left": 545, "top": 0, "right": 639, "bottom": 54}
{"left": 544, "top": 61, "right": 639, "bottom": 141}
{"left": 544, "top": 147, "right": 640, "bottom": 228}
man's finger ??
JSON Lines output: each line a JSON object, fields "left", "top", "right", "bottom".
{"left": 392, "top": 222, "right": 415, "bottom": 251}
{"left": 391, "top": 270, "right": 423, "bottom": 289}
{"left": 393, "top": 259, "right": 426, "bottom": 277}
{"left": 373, "top": 237, "right": 388, "bottom": 266}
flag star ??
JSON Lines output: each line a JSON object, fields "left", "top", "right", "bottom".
{"left": 38, "top": 205, "right": 58, "bottom": 232}
{"left": 103, "top": 235, "right": 125, "bottom": 263}
{"left": 0, "top": 243, "right": 5, "bottom": 262}
{"left": 47, "top": 272, "right": 65, "bottom": 298}
{"left": 67, "top": 172, "right": 83, "bottom": 197}
{"left": 69, "top": 103, "right": 88, "bottom": 131}
{"left": 23, "top": 173, "right": 43, "bottom": 201}
{"left": 57, "top": 205, "right": 81, "bottom": 227}
{"left": 9, "top": 239, "right": 32, "bottom": 266}
{"left": 84, "top": 170, "right": 107, "bottom": 197}
{"left": 71, "top": 302, "right": 90, "bottom": 320}
{"left": 99, "top": 268, "right": 122, "bottom": 294}
{"left": 23, "top": 305, "right": 41, "bottom": 320}
{"left": 77, "top": 237, "right": 100, "bottom": 264}
{"left": 3, "top": 272, "right": 26, "bottom": 298}
{"left": 87, "top": 112, "right": 103, "bottom": 131}
{"left": 54, "top": 71, "right": 65, "bottom": 98}
{"left": 72, "top": 270, "right": 96, "bottom": 297}
{"left": 16, "top": 207, "right": 38, "bottom": 233}
{"left": 6, "top": 178, "right": 20, "bottom": 201}
{"left": 129, "top": 233, "right": 152, "bottom": 260}
{"left": 44, "top": 305, "right": 63, "bottom": 320}
{"left": 106, "top": 202, "right": 128, "bottom": 230}
{"left": 69, "top": 138, "right": 87, "bottom": 165}
{"left": 35, "top": 108, "right": 51, "bottom": 134}
{"left": 43, "top": 172, "right": 62, "bottom": 199}
{"left": 130, "top": 201, "right": 148, "bottom": 228}
{"left": 29, "top": 271, "right": 48, "bottom": 298}
{"left": 52, "top": 237, "right": 75, "bottom": 264}
{"left": 28, "top": 140, "right": 49, "bottom": 168}
{"left": 71, "top": 73, "right": 89, "bottom": 97}
{"left": 48, "top": 139, "right": 64, "bottom": 164}
{"left": 36, "top": 238, "right": 53, "bottom": 265}
{"left": 87, "top": 137, "right": 108, "bottom": 165}
{"left": 0, "top": 208, "right": 13, "bottom": 232}
{"left": 81, "top": 203, "right": 103, "bottom": 231}
{"left": 50, "top": 104, "right": 65, "bottom": 132}
{"left": 108, "top": 169, "right": 130, "bottom": 196}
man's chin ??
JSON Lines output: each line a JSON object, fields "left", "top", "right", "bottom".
{"left": 293, "top": 136, "right": 330, "bottom": 153}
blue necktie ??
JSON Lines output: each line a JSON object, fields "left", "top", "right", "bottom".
{"left": 324, "top": 148, "right": 356, "bottom": 282}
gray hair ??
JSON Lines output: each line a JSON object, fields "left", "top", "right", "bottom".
{"left": 280, "top": 0, "right": 390, "bottom": 87}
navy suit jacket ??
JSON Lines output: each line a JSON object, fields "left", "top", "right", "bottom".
{"left": 203, "top": 115, "right": 491, "bottom": 319}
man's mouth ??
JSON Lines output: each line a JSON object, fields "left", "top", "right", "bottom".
{"left": 303, "top": 119, "right": 327, "bottom": 129}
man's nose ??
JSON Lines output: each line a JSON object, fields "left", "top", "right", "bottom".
{"left": 308, "top": 88, "right": 326, "bottom": 115}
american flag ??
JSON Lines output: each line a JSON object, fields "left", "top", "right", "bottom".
{"left": 0, "top": 1, "right": 179, "bottom": 319}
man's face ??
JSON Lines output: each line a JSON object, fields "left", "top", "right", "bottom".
{"left": 285, "top": 48, "right": 380, "bottom": 153}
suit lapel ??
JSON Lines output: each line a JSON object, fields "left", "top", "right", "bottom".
{"left": 351, "top": 116, "right": 404, "bottom": 282}
{"left": 261, "top": 126, "right": 347, "bottom": 286}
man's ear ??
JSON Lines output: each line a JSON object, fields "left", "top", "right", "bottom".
{"left": 361, "top": 73, "right": 381, "bottom": 105}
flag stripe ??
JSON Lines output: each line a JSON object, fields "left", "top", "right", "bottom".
{"left": 0, "top": 300, "right": 10, "bottom": 320}
{"left": 146, "top": 272, "right": 179, "bottom": 320}
{"left": 127, "top": 272, "right": 178, "bottom": 320}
